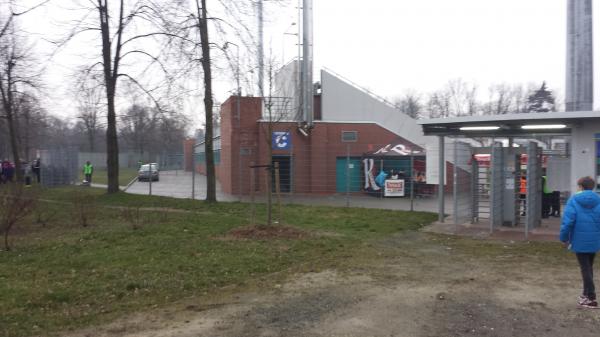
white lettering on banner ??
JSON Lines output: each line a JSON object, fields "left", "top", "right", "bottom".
{"left": 373, "top": 143, "right": 412, "bottom": 156}
{"left": 391, "top": 144, "right": 410, "bottom": 155}
{"left": 384, "top": 179, "right": 405, "bottom": 197}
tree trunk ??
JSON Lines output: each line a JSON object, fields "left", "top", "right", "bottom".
{"left": 88, "top": 130, "right": 95, "bottom": 152}
{"left": 3, "top": 92, "right": 22, "bottom": 182}
{"left": 99, "top": 0, "right": 120, "bottom": 194}
{"left": 105, "top": 92, "right": 119, "bottom": 193}
{"left": 198, "top": 0, "right": 216, "bottom": 202}
{"left": 5, "top": 107, "right": 22, "bottom": 182}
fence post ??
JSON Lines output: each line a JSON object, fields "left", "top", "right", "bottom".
{"left": 453, "top": 138, "right": 458, "bottom": 228}
{"left": 265, "top": 165, "right": 272, "bottom": 226}
{"left": 410, "top": 149, "right": 414, "bottom": 212}
{"left": 191, "top": 156, "right": 196, "bottom": 200}
{"left": 346, "top": 144, "right": 350, "bottom": 207}
{"left": 250, "top": 162, "right": 255, "bottom": 226}
{"left": 238, "top": 148, "right": 243, "bottom": 201}
{"left": 290, "top": 143, "right": 294, "bottom": 202}
{"left": 149, "top": 163, "right": 153, "bottom": 196}
{"left": 438, "top": 136, "right": 445, "bottom": 223}
{"left": 275, "top": 161, "right": 282, "bottom": 224}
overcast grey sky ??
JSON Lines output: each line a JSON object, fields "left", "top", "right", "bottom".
{"left": 277, "top": 0, "right": 597, "bottom": 106}
{"left": 18, "top": 0, "right": 600, "bottom": 124}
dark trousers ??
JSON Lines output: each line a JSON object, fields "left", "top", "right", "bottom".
{"left": 550, "top": 191, "right": 561, "bottom": 216}
{"left": 542, "top": 193, "right": 551, "bottom": 217}
{"left": 85, "top": 174, "right": 92, "bottom": 183}
{"left": 576, "top": 253, "right": 596, "bottom": 300}
{"left": 520, "top": 194, "right": 526, "bottom": 215}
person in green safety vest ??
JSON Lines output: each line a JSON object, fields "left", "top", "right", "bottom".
{"left": 542, "top": 175, "right": 552, "bottom": 218}
{"left": 83, "top": 161, "right": 94, "bottom": 184}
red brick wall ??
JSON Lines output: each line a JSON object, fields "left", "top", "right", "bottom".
{"left": 217, "top": 96, "right": 263, "bottom": 194}
{"left": 183, "top": 139, "right": 195, "bottom": 172}
{"left": 214, "top": 95, "right": 447, "bottom": 196}
{"left": 252, "top": 122, "right": 413, "bottom": 194}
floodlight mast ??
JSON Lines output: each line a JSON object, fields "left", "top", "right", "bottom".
{"left": 301, "top": 0, "right": 313, "bottom": 129}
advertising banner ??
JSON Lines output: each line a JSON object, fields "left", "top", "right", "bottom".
{"left": 384, "top": 179, "right": 405, "bottom": 197}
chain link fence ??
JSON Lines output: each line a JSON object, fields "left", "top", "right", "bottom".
{"left": 39, "top": 147, "right": 79, "bottom": 187}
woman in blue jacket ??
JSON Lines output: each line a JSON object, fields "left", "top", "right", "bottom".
{"left": 559, "top": 176, "right": 600, "bottom": 309}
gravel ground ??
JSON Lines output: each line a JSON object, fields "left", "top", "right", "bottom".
{"left": 65, "top": 231, "right": 600, "bottom": 337}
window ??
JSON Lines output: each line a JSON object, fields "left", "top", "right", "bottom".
{"left": 341, "top": 131, "right": 358, "bottom": 142}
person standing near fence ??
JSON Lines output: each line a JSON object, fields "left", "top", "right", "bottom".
{"left": 83, "top": 161, "right": 94, "bottom": 184}
{"left": 2, "top": 159, "right": 14, "bottom": 183}
{"left": 32, "top": 158, "right": 41, "bottom": 183}
{"left": 559, "top": 176, "right": 600, "bottom": 309}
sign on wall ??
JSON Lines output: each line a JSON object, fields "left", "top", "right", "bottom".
{"left": 272, "top": 131, "right": 292, "bottom": 150}
{"left": 384, "top": 179, "right": 405, "bottom": 197}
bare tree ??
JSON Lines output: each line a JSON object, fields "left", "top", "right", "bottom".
{"left": 75, "top": 74, "right": 105, "bottom": 152}
{"left": 426, "top": 79, "right": 480, "bottom": 117}
{"left": 196, "top": 0, "right": 218, "bottom": 202}
{"left": 119, "top": 104, "right": 158, "bottom": 156}
{"left": 394, "top": 91, "right": 422, "bottom": 119}
{"left": 59, "top": 0, "right": 176, "bottom": 193}
{"left": 0, "top": 184, "right": 36, "bottom": 251}
{"left": 0, "top": 0, "right": 49, "bottom": 39}
{"left": 161, "top": 0, "right": 261, "bottom": 202}
{"left": 14, "top": 93, "right": 48, "bottom": 159}
{"left": 258, "top": 53, "right": 296, "bottom": 226}
{"left": 426, "top": 91, "right": 452, "bottom": 118}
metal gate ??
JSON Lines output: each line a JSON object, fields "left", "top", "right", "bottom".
{"left": 473, "top": 162, "right": 491, "bottom": 222}
{"left": 452, "top": 139, "right": 473, "bottom": 225}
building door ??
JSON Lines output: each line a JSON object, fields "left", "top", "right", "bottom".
{"left": 272, "top": 156, "right": 291, "bottom": 193}
{"left": 336, "top": 157, "right": 362, "bottom": 193}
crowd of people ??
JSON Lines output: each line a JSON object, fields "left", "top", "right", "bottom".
{"left": 0, "top": 158, "right": 41, "bottom": 185}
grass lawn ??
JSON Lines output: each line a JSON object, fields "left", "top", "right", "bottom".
{"left": 0, "top": 187, "right": 437, "bottom": 337}
{"left": 78, "top": 167, "right": 139, "bottom": 186}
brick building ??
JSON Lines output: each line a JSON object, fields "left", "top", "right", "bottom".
{"left": 185, "top": 68, "right": 445, "bottom": 196}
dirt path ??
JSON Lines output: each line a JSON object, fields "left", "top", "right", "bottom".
{"left": 66, "top": 232, "right": 600, "bottom": 337}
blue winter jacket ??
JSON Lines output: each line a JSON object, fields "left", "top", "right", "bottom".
{"left": 559, "top": 190, "right": 600, "bottom": 253}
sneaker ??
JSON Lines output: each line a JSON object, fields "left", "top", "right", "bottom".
{"left": 578, "top": 297, "right": 599, "bottom": 309}
{"left": 578, "top": 295, "right": 587, "bottom": 305}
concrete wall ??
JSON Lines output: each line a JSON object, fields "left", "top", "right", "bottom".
{"left": 570, "top": 120, "right": 600, "bottom": 192}
{"left": 273, "top": 60, "right": 300, "bottom": 120}
{"left": 320, "top": 69, "right": 442, "bottom": 181}
{"left": 321, "top": 70, "right": 429, "bottom": 146}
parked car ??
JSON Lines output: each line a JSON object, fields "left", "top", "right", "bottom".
{"left": 138, "top": 163, "right": 159, "bottom": 182}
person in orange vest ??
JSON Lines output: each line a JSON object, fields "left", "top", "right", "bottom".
{"left": 520, "top": 175, "right": 527, "bottom": 216}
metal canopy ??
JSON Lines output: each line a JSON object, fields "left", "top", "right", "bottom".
{"left": 418, "top": 111, "right": 600, "bottom": 136}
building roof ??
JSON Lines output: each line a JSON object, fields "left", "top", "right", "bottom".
{"left": 418, "top": 111, "right": 600, "bottom": 136}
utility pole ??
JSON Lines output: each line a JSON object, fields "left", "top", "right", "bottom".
{"left": 301, "top": 0, "right": 313, "bottom": 127}
{"left": 257, "top": 0, "right": 264, "bottom": 97}
{"left": 566, "top": 0, "right": 593, "bottom": 111}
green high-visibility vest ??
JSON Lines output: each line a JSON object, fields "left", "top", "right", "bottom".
{"left": 542, "top": 176, "right": 551, "bottom": 194}
{"left": 84, "top": 164, "right": 93, "bottom": 175}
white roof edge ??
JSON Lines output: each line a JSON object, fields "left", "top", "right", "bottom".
{"left": 418, "top": 111, "right": 600, "bottom": 125}
{"left": 315, "top": 120, "right": 429, "bottom": 147}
